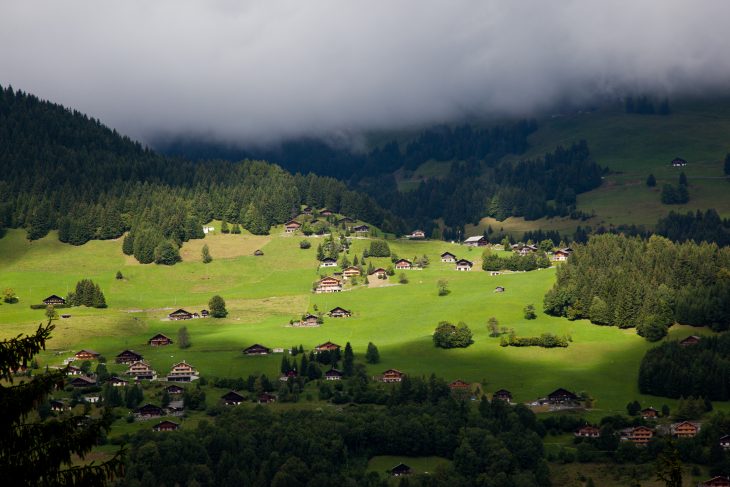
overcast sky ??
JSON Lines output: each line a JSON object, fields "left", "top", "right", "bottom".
{"left": 1, "top": 1, "right": 729, "bottom": 146}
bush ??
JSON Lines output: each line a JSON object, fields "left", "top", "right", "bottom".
{"left": 398, "top": 273, "right": 408, "bottom": 284}
{"left": 501, "top": 332, "right": 569, "bottom": 348}
{"left": 433, "top": 321, "right": 473, "bottom": 349}
{"left": 299, "top": 240, "right": 311, "bottom": 249}
{"left": 209, "top": 295, "right": 228, "bottom": 318}
{"left": 368, "top": 240, "right": 391, "bottom": 257}
{"left": 523, "top": 304, "right": 537, "bottom": 320}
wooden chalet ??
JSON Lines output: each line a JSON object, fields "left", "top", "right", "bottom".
{"left": 315, "top": 341, "right": 341, "bottom": 353}
{"left": 115, "top": 349, "right": 143, "bottom": 364}
{"left": 545, "top": 388, "right": 579, "bottom": 405}
{"left": 516, "top": 244, "right": 538, "bottom": 256}
{"left": 302, "top": 206, "right": 313, "bottom": 215}
{"left": 455, "top": 259, "right": 473, "bottom": 271}
{"left": 369, "top": 268, "right": 387, "bottom": 279}
{"left": 394, "top": 259, "right": 412, "bottom": 270}
{"left": 328, "top": 307, "right": 351, "bottom": 318}
{"left": 258, "top": 392, "right": 277, "bottom": 404}
{"left": 107, "top": 376, "right": 129, "bottom": 387}
{"left": 135, "top": 403, "right": 165, "bottom": 419}
{"left": 552, "top": 248, "right": 572, "bottom": 261}
{"left": 75, "top": 349, "right": 100, "bottom": 361}
{"left": 221, "top": 391, "right": 246, "bottom": 406}
{"left": 298, "top": 314, "right": 320, "bottom": 327}
{"left": 342, "top": 266, "right": 361, "bottom": 279}
{"left": 66, "top": 365, "right": 83, "bottom": 376}
{"left": 243, "top": 344, "right": 271, "bottom": 355}
{"left": 166, "top": 384, "right": 184, "bottom": 395}
{"left": 126, "top": 361, "right": 157, "bottom": 380}
{"left": 463, "top": 235, "right": 488, "bottom": 247}
{"left": 352, "top": 224, "right": 369, "bottom": 233}
{"left": 641, "top": 407, "right": 658, "bottom": 419}
{"left": 449, "top": 379, "right": 471, "bottom": 391}
{"left": 166, "top": 361, "right": 199, "bottom": 382}
{"left": 721, "top": 435, "right": 730, "bottom": 449}
{"left": 320, "top": 257, "right": 338, "bottom": 267}
{"left": 50, "top": 400, "right": 68, "bottom": 412}
{"left": 408, "top": 230, "right": 426, "bottom": 239}
{"left": 315, "top": 276, "right": 342, "bottom": 293}
{"left": 319, "top": 209, "right": 333, "bottom": 216}
{"left": 493, "top": 389, "right": 513, "bottom": 402}
{"left": 672, "top": 157, "right": 688, "bottom": 167}
{"left": 391, "top": 463, "right": 412, "bottom": 477}
{"left": 494, "top": 286, "right": 505, "bottom": 293}
{"left": 285, "top": 219, "right": 302, "bottom": 233}
{"left": 381, "top": 369, "right": 404, "bottom": 383}
{"left": 148, "top": 333, "right": 173, "bottom": 346}
{"left": 440, "top": 252, "right": 456, "bottom": 263}
{"left": 69, "top": 376, "right": 97, "bottom": 388}
{"left": 575, "top": 425, "right": 600, "bottom": 438}
{"left": 671, "top": 421, "right": 700, "bottom": 438}
{"left": 680, "top": 335, "right": 702, "bottom": 346}
{"left": 338, "top": 217, "right": 354, "bottom": 225}
{"left": 279, "top": 370, "right": 298, "bottom": 382}
{"left": 627, "top": 426, "right": 654, "bottom": 446}
{"left": 168, "top": 309, "right": 193, "bottom": 321}
{"left": 201, "top": 309, "right": 209, "bottom": 317}
{"left": 153, "top": 420, "right": 180, "bottom": 432}
{"left": 325, "top": 369, "right": 343, "bottom": 381}
{"left": 699, "top": 477, "right": 730, "bottom": 487}
{"left": 43, "top": 294, "right": 66, "bottom": 306}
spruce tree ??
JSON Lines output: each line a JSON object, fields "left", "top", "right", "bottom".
{"left": 365, "top": 342, "right": 380, "bottom": 364}
{"left": 201, "top": 244, "right": 212, "bottom": 264}
{"left": 0, "top": 321, "right": 123, "bottom": 484}
{"left": 343, "top": 342, "right": 354, "bottom": 376}
{"left": 221, "top": 220, "right": 230, "bottom": 234}
{"left": 646, "top": 174, "right": 656, "bottom": 187}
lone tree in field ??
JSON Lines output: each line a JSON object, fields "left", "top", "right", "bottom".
{"left": 178, "top": 326, "right": 191, "bottom": 349}
{"left": 646, "top": 174, "right": 656, "bottom": 187}
{"left": 487, "top": 317, "right": 500, "bottom": 337}
{"left": 201, "top": 244, "right": 213, "bottom": 263}
{"left": 365, "top": 342, "right": 380, "bottom": 364}
{"left": 0, "top": 321, "right": 123, "bottom": 484}
{"left": 523, "top": 304, "right": 537, "bottom": 320}
{"left": 115, "top": 270, "right": 123, "bottom": 280}
{"left": 437, "top": 279, "right": 450, "bottom": 296}
{"left": 3, "top": 287, "right": 18, "bottom": 303}
{"left": 398, "top": 272, "right": 409, "bottom": 284}
{"left": 209, "top": 295, "right": 228, "bottom": 318}
{"left": 433, "top": 321, "right": 473, "bottom": 349}
{"left": 45, "top": 304, "right": 58, "bottom": 321}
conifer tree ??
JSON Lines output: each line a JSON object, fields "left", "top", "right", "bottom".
{"left": 343, "top": 342, "right": 354, "bottom": 376}
{"left": 365, "top": 342, "right": 380, "bottom": 364}
{"left": 201, "top": 244, "right": 212, "bottom": 264}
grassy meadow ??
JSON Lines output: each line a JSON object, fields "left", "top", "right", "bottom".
{"left": 0, "top": 227, "right": 714, "bottom": 415}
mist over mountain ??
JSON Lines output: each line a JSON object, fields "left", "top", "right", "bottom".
{"left": 2, "top": 1, "right": 730, "bottom": 147}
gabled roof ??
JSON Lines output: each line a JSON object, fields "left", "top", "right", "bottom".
{"left": 169, "top": 308, "right": 192, "bottom": 315}
{"left": 343, "top": 266, "right": 360, "bottom": 273}
{"left": 325, "top": 368, "right": 343, "bottom": 377}
{"left": 395, "top": 259, "right": 412, "bottom": 265}
{"left": 315, "top": 341, "right": 340, "bottom": 350}
{"left": 153, "top": 420, "right": 179, "bottom": 430}
{"left": 302, "top": 313, "right": 319, "bottom": 320}
{"left": 243, "top": 343, "right": 270, "bottom": 353}
{"left": 547, "top": 388, "right": 577, "bottom": 399}
{"left": 43, "top": 294, "right": 66, "bottom": 301}
{"left": 440, "top": 251, "right": 456, "bottom": 257}
{"left": 369, "top": 267, "right": 387, "bottom": 274}
{"left": 455, "top": 259, "right": 473, "bottom": 266}
{"left": 391, "top": 463, "right": 412, "bottom": 474}
{"left": 320, "top": 257, "right": 337, "bottom": 263}
{"left": 449, "top": 379, "right": 470, "bottom": 388}
{"left": 382, "top": 368, "right": 403, "bottom": 375}
{"left": 285, "top": 219, "right": 301, "bottom": 226}
{"left": 494, "top": 388, "right": 512, "bottom": 396}
{"left": 76, "top": 349, "right": 100, "bottom": 356}
{"left": 149, "top": 333, "right": 172, "bottom": 341}
{"left": 116, "top": 349, "right": 142, "bottom": 357}
{"left": 329, "top": 307, "right": 350, "bottom": 314}
{"left": 463, "top": 235, "right": 486, "bottom": 243}
{"left": 221, "top": 391, "right": 245, "bottom": 402}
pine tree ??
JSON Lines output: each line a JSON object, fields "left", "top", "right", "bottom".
{"left": 201, "top": 244, "right": 212, "bottom": 263}
{"left": 0, "top": 321, "right": 123, "bottom": 484}
{"left": 365, "top": 342, "right": 380, "bottom": 364}
{"left": 221, "top": 220, "right": 230, "bottom": 234}
{"left": 646, "top": 174, "right": 656, "bottom": 187}
{"left": 122, "top": 233, "right": 134, "bottom": 255}
{"left": 177, "top": 326, "right": 190, "bottom": 349}
{"left": 343, "top": 342, "right": 354, "bottom": 376}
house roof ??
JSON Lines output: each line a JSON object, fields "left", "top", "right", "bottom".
{"left": 315, "top": 341, "right": 341, "bottom": 350}
{"left": 149, "top": 333, "right": 172, "bottom": 341}
{"left": 395, "top": 259, "right": 411, "bottom": 265}
{"left": 449, "top": 379, "right": 470, "bottom": 388}
{"left": 456, "top": 259, "right": 473, "bottom": 266}
{"left": 116, "top": 349, "right": 142, "bottom": 357}
{"left": 343, "top": 266, "right": 360, "bottom": 272}
{"left": 494, "top": 389, "right": 512, "bottom": 396}
{"left": 548, "top": 388, "right": 578, "bottom": 399}
{"left": 382, "top": 368, "right": 403, "bottom": 375}
{"left": 243, "top": 343, "right": 270, "bottom": 352}
{"left": 153, "top": 420, "right": 179, "bottom": 429}
{"left": 369, "top": 267, "right": 387, "bottom": 274}
{"left": 391, "top": 463, "right": 412, "bottom": 474}
{"left": 325, "top": 368, "right": 343, "bottom": 377}
{"left": 76, "top": 349, "right": 100, "bottom": 356}
{"left": 440, "top": 251, "right": 456, "bottom": 257}
{"left": 464, "top": 236, "right": 486, "bottom": 243}
{"left": 169, "top": 308, "right": 192, "bottom": 315}
{"left": 222, "top": 391, "right": 245, "bottom": 401}
{"left": 320, "top": 257, "right": 337, "bottom": 263}
{"left": 43, "top": 294, "right": 65, "bottom": 301}
{"left": 285, "top": 219, "right": 301, "bottom": 226}
{"left": 329, "top": 307, "right": 350, "bottom": 314}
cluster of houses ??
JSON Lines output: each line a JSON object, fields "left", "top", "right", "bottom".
{"left": 575, "top": 420, "right": 703, "bottom": 446}
{"left": 284, "top": 209, "right": 370, "bottom": 236}
{"left": 167, "top": 308, "right": 209, "bottom": 320}
{"left": 440, "top": 252, "right": 473, "bottom": 271}
{"left": 459, "top": 236, "right": 574, "bottom": 262}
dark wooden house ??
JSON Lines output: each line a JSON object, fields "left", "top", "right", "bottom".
{"left": 391, "top": 463, "right": 412, "bottom": 477}
{"left": 325, "top": 369, "right": 344, "bottom": 381}
{"left": 493, "top": 389, "right": 513, "bottom": 402}
{"left": 43, "top": 295, "right": 66, "bottom": 306}
{"left": 135, "top": 403, "right": 165, "bottom": 419}
{"left": 75, "top": 349, "right": 100, "bottom": 361}
{"left": 221, "top": 391, "right": 246, "bottom": 406}
{"left": 69, "top": 376, "right": 97, "bottom": 388}
{"left": 148, "top": 333, "right": 173, "bottom": 346}
{"left": 166, "top": 384, "right": 185, "bottom": 395}
{"left": 115, "top": 349, "right": 143, "bottom": 364}
{"left": 168, "top": 309, "right": 193, "bottom": 320}
{"left": 328, "top": 307, "right": 351, "bottom": 318}
{"left": 243, "top": 344, "right": 271, "bottom": 355}
{"left": 153, "top": 420, "right": 180, "bottom": 432}
{"left": 545, "top": 388, "right": 578, "bottom": 404}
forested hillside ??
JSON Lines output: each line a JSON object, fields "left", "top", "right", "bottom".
{"left": 0, "top": 86, "right": 403, "bottom": 261}
{"left": 544, "top": 234, "right": 730, "bottom": 340}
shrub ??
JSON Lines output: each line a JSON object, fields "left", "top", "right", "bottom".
{"left": 433, "top": 321, "right": 473, "bottom": 348}
{"left": 299, "top": 240, "right": 311, "bottom": 249}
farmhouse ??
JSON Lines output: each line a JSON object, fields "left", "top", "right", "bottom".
{"left": 381, "top": 369, "right": 404, "bottom": 383}
{"left": 641, "top": 407, "right": 658, "bottom": 419}
{"left": 699, "top": 477, "right": 730, "bottom": 487}
{"left": 449, "top": 379, "right": 471, "bottom": 391}
{"left": 328, "top": 307, "right": 351, "bottom": 318}
{"left": 43, "top": 294, "right": 66, "bottom": 306}
{"left": 320, "top": 257, "right": 338, "bottom": 267}
{"left": 721, "top": 435, "right": 730, "bottom": 449}
{"left": 325, "top": 369, "right": 343, "bottom": 381}
{"left": 168, "top": 309, "right": 193, "bottom": 320}
{"left": 369, "top": 268, "right": 387, "bottom": 279}
{"left": 315, "top": 341, "right": 341, "bottom": 353}
{"left": 166, "top": 361, "right": 199, "bottom": 382}
{"left": 315, "top": 276, "right": 342, "bottom": 293}
{"left": 107, "top": 376, "right": 128, "bottom": 387}
{"left": 243, "top": 344, "right": 271, "bottom": 355}
{"left": 69, "top": 376, "right": 97, "bottom": 388}
{"left": 552, "top": 248, "right": 572, "bottom": 261}
{"left": 221, "top": 391, "right": 246, "bottom": 405}
{"left": 153, "top": 420, "right": 180, "bottom": 432}
{"left": 542, "top": 388, "right": 579, "bottom": 405}
{"left": 320, "top": 208, "right": 333, "bottom": 216}
{"left": 201, "top": 309, "right": 209, "bottom": 317}
{"left": 166, "top": 385, "right": 184, "bottom": 395}
{"left": 115, "top": 350, "right": 143, "bottom": 364}
{"left": 258, "top": 392, "right": 276, "bottom": 404}
{"left": 148, "top": 333, "right": 173, "bottom": 346}
{"left": 302, "top": 206, "right": 313, "bottom": 215}
{"left": 680, "top": 335, "right": 702, "bottom": 346}
{"left": 626, "top": 426, "right": 654, "bottom": 446}
{"left": 455, "top": 259, "right": 473, "bottom": 271}
{"left": 516, "top": 244, "right": 538, "bottom": 256}
{"left": 575, "top": 425, "right": 600, "bottom": 438}
{"left": 66, "top": 365, "right": 82, "bottom": 376}
{"left": 391, "top": 463, "right": 412, "bottom": 477}
{"left": 342, "top": 266, "right": 361, "bottom": 279}
{"left": 394, "top": 259, "right": 412, "bottom": 270}
{"left": 50, "top": 400, "right": 68, "bottom": 412}
{"left": 75, "top": 349, "right": 100, "bottom": 361}
{"left": 297, "top": 314, "right": 320, "bottom": 327}
{"left": 285, "top": 220, "right": 302, "bottom": 233}
{"left": 338, "top": 217, "right": 354, "bottom": 225}
{"left": 440, "top": 252, "right": 456, "bottom": 263}
{"left": 463, "top": 235, "right": 488, "bottom": 247}
{"left": 126, "top": 361, "right": 157, "bottom": 381}
{"left": 408, "top": 230, "right": 426, "bottom": 239}
{"left": 493, "top": 389, "right": 513, "bottom": 403}
{"left": 352, "top": 224, "right": 369, "bottom": 233}
{"left": 671, "top": 157, "right": 688, "bottom": 167}
{"left": 671, "top": 421, "right": 700, "bottom": 438}
{"left": 135, "top": 403, "right": 164, "bottom": 419}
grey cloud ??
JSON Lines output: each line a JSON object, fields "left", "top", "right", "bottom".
{"left": 1, "top": 1, "right": 729, "bottom": 145}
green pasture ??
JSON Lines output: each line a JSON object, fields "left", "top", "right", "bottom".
{"left": 0, "top": 228, "right": 717, "bottom": 415}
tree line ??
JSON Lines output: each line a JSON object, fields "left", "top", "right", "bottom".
{"left": 544, "top": 233, "right": 730, "bottom": 341}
